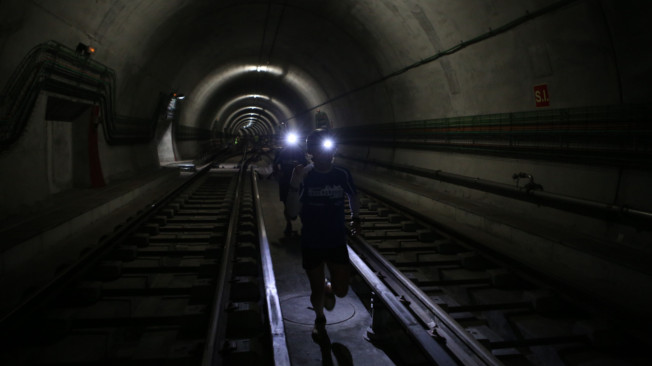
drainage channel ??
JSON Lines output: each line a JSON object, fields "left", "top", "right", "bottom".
{"left": 0, "top": 164, "right": 289, "bottom": 366}
{"left": 346, "top": 190, "right": 651, "bottom": 366}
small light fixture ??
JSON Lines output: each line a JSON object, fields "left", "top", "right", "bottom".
{"left": 76, "top": 42, "right": 95, "bottom": 57}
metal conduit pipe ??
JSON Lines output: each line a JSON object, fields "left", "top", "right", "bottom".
{"left": 340, "top": 155, "right": 652, "bottom": 229}
{"left": 1, "top": 40, "right": 156, "bottom": 146}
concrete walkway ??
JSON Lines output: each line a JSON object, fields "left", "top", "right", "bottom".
{"left": 256, "top": 175, "right": 396, "bottom": 366}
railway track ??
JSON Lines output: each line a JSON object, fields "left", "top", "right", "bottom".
{"left": 3, "top": 157, "right": 649, "bottom": 366}
{"left": 0, "top": 163, "right": 287, "bottom": 366}
{"left": 347, "top": 190, "right": 651, "bottom": 366}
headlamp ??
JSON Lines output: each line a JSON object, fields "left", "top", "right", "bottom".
{"left": 307, "top": 137, "right": 335, "bottom": 154}
{"left": 285, "top": 132, "right": 299, "bottom": 145}
{"left": 305, "top": 129, "right": 336, "bottom": 156}
{"left": 322, "top": 138, "right": 334, "bottom": 150}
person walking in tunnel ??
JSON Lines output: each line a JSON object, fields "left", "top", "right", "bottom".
{"left": 286, "top": 128, "right": 361, "bottom": 341}
{"left": 315, "top": 109, "right": 332, "bottom": 129}
{"left": 274, "top": 132, "right": 308, "bottom": 236}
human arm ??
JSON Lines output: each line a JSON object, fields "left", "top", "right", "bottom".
{"left": 347, "top": 191, "right": 361, "bottom": 236}
{"left": 272, "top": 151, "right": 282, "bottom": 177}
{"left": 285, "top": 164, "right": 310, "bottom": 218}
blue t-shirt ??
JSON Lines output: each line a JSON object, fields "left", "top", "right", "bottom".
{"left": 299, "top": 165, "right": 356, "bottom": 249}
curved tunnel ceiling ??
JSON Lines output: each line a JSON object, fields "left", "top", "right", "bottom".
{"left": 4, "top": 1, "right": 645, "bottom": 142}
{"left": 185, "top": 63, "right": 318, "bottom": 137}
{"left": 139, "top": 1, "right": 383, "bottom": 137}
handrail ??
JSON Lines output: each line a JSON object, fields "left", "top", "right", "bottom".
{"left": 251, "top": 168, "right": 291, "bottom": 366}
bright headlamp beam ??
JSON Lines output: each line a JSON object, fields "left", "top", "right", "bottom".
{"left": 286, "top": 132, "right": 298, "bottom": 145}
{"left": 322, "top": 138, "right": 334, "bottom": 149}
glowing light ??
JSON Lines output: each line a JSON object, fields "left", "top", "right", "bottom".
{"left": 322, "top": 138, "right": 334, "bottom": 149}
{"left": 243, "top": 65, "right": 283, "bottom": 76}
{"left": 286, "top": 132, "right": 298, "bottom": 145}
{"left": 75, "top": 42, "right": 95, "bottom": 57}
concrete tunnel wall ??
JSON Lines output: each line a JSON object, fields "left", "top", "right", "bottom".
{"left": 0, "top": 0, "right": 651, "bottom": 317}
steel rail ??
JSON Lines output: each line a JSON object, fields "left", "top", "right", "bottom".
{"left": 201, "top": 165, "right": 244, "bottom": 366}
{"left": 0, "top": 163, "right": 212, "bottom": 332}
{"left": 349, "top": 235, "right": 504, "bottom": 366}
{"left": 251, "top": 168, "right": 291, "bottom": 366}
{"left": 347, "top": 245, "right": 460, "bottom": 366}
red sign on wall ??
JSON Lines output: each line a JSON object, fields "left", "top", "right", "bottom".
{"left": 534, "top": 84, "right": 550, "bottom": 107}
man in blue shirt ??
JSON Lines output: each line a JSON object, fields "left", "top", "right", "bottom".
{"left": 286, "top": 129, "right": 361, "bottom": 340}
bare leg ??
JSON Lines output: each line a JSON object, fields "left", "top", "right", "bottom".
{"left": 306, "top": 263, "right": 326, "bottom": 318}
{"left": 283, "top": 201, "right": 297, "bottom": 236}
{"left": 283, "top": 204, "right": 293, "bottom": 235}
{"left": 326, "top": 262, "right": 350, "bottom": 298}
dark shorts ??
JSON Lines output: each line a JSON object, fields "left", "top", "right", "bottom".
{"left": 302, "top": 245, "right": 349, "bottom": 270}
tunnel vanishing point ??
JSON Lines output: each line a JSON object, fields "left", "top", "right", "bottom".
{"left": 1, "top": 0, "right": 651, "bottom": 326}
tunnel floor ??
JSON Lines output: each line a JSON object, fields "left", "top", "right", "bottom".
{"left": 257, "top": 176, "right": 396, "bottom": 366}
{"left": 1, "top": 165, "right": 398, "bottom": 365}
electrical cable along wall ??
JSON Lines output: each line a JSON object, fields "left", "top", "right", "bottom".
{"left": 0, "top": 40, "right": 159, "bottom": 148}
{"left": 335, "top": 104, "right": 652, "bottom": 241}
{"left": 336, "top": 104, "right": 652, "bottom": 168}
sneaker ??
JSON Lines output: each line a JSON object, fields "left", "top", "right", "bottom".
{"left": 324, "top": 279, "right": 335, "bottom": 311}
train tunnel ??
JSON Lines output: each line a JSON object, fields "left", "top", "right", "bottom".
{"left": 1, "top": 1, "right": 651, "bottom": 365}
